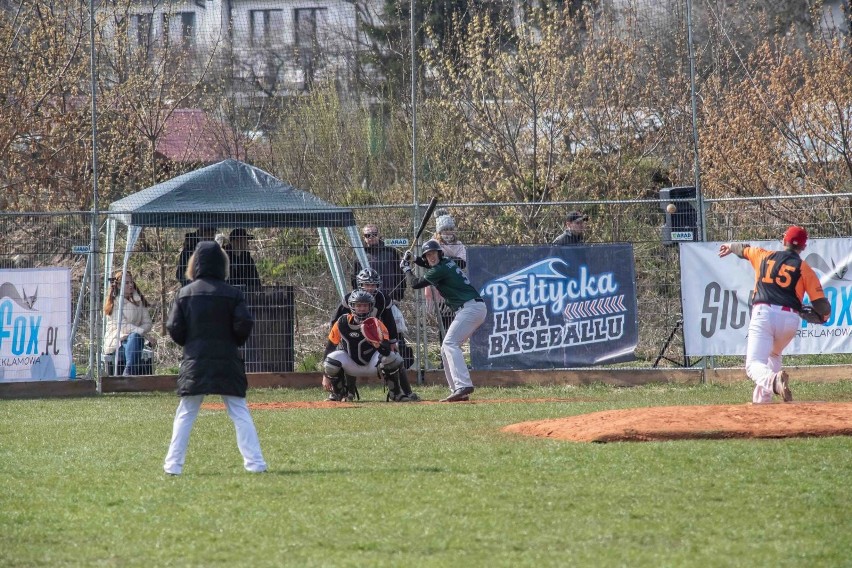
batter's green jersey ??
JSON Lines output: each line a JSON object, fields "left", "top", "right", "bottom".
{"left": 423, "top": 259, "right": 481, "bottom": 309}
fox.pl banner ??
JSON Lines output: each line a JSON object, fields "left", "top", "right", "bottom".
{"left": 0, "top": 268, "right": 72, "bottom": 382}
{"left": 469, "top": 245, "right": 638, "bottom": 370}
{"left": 680, "top": 239, "right": 852, "bottom": 355}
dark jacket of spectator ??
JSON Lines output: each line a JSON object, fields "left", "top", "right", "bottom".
{"left": 224, "top": 248, "right": 262, "bottom": 290}
{"left": 167, "top": 241, "right": 254, "bottom": 398}
{"left": 357, "top": 240, "right": 407, "bottom": 302}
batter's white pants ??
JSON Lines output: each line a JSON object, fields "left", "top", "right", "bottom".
{"left": 163, "top": 395, "right": 267, "bottom": 475}
{"left": 746, "top": 304, "right": 800, "bottom": 403}
{"left": 441, "top": 299, "right": 487, "bottom": 390}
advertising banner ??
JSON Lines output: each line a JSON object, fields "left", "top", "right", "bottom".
{"left": 680, "top": 239, "right": 852, "bottom": 355}
{"left": 469, "top": 245, "right": 638, "bottom": 370}
{"left": 0, "top": 268, "right": 72, "bottom": 382}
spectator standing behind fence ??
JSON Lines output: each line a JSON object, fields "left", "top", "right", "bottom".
{"left": 176, "top": 225, "right": 217, "bottom": 287}
{"left": 356, "top": 223, "right": 410, "bottom": 351}
{"left": 103, "top": 270, "right": 154, "bottom": 376}
{"left": 552, "top": 211, "right": 588, "bottom": 245}
{"left": 356, "top": 224, "right": 407, "bottom": 303}
{"left": 163, "top": 241, "right": 267, "bottom": 475}
{"left": 425, "top": 209, "right": 468, "bottom": 342}
{"left": 224, "top": 228, "right": 262, "bottom": 291}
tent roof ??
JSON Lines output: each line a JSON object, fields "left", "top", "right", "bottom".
{"left": 108, "top": 159, "right": 355, "bottom": 228}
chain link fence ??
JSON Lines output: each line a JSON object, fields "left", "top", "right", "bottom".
{"left": 6, "top": 192, "right": 852, "bottom": 381}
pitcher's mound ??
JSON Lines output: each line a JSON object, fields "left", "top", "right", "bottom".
{"left": 503, "top": 402, "right": 852, "bottom": 442}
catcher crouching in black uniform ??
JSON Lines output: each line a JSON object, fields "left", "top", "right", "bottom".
{"left": 328, "top": 269, "right": 419, "bottom": 400}
{"left": 322, "top": 290, "right": 416, "bottom": 402}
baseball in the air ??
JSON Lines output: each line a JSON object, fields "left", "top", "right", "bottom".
{"left": 666, "top": 203, "right": 677, "bottom": 214}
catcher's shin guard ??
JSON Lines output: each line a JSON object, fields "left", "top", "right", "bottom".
{"left": 323, "top": 358, "right": 348, "bottom": 401}
{"left": 344, "top": 374, "right": 359, "bottom": 401}
{"left": 382, "top": 368, "right": 410, "bottom": 402}
{"left": 398, "top": 367, "right": 413, "bottom": 394}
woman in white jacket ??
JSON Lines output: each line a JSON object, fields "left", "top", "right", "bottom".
{"left": 103, "top": 270, "right": 153, "bottom": 375}
{"left": 425, "top": 210, "right": 468, "bottom": 342}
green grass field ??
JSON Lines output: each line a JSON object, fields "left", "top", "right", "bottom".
{"left": 2, "top": 382, "right": 851, "bottom": 567}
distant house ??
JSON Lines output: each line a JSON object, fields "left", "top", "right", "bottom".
{"left": 108, "top": 0, "right": 376, "bottom": 95}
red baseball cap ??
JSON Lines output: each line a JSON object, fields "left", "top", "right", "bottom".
{"left": 783, "top": 225, "right": 808, "bottom": 248}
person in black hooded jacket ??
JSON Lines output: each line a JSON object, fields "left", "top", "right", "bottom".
{"left": 163, "top": 241, "right": 267, "bottom": 475}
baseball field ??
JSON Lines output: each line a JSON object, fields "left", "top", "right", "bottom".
{"left": 2, "top": 381, "right": 851, "bottom": 567}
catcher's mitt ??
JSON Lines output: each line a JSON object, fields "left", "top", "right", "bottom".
{"left": 799, "top": 306, "right": 825, "bottom": 325}
{"left": 361, "top": 317, "right": 392, "bottom": 355}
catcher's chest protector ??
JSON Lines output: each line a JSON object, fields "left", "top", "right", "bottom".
{"left": 335, "top": 314, "right": 377, "bottom": 366}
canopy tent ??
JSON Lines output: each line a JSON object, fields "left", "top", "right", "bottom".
{"left": 102, "top": 159, "right": 368, "bottom": 365}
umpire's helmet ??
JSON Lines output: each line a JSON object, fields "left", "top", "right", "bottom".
{"left": 420, "top": 239, "right": 444, "bottom": 262}
{"left": 356, "top": 268, "right": 381, "bottom": 289}
{"left": 348, "top": 290, "right": 375, "bottom": 323}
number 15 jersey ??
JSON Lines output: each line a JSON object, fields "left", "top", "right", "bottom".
{"left": 744, "top": 247, "right": 825, "bottom": 311}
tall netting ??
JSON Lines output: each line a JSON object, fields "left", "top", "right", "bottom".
{"left": 0, "top": 1, "right": 849, "bottom": 377}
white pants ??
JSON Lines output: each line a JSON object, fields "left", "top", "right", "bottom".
{"left": 163, "top": 395, "right": 267, "bottom": 475}
{"left": 441, "top": 300, "right": 487, "bottom": 390}
{"left": 745, "top": 304, "right": 800, "bottom": 403}
{"left": 326, "top": 350, "right": 381, "bottom": 378}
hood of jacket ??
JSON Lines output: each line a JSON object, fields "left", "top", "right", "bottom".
{"left": 191, "top": 241, "right": 227, "bottom": 281}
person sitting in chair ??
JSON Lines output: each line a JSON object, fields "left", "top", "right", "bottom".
{"left": 103, "top": 270, "right": 155, "bottom": 375}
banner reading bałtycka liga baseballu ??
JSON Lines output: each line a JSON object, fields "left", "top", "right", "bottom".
{"left": 469, "top": 245, "right": 638, "bottom": 370}
{"left": 0, "top": 268, "right": 73, "bottom": 381}
{"left": 680, "top": 238, "right": 852, "bottom": 355}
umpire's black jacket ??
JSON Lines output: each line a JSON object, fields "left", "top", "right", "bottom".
{"left": 167, "top": 241, "right": 254, "bottom": 398}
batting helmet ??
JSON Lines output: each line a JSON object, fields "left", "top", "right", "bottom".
{"left": 420, "top": 239, "right": 444, "bottom": 262}
{"left": 347, "top": 290, "right": 375, "bottom": 323}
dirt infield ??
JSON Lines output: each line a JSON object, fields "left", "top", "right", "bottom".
{"left": 200, "top": 398, "right": 592, "bottom": 411}
{"left": 200, "top": 400, "right": 852, "bottom": 443}
{"left": 503, "top": 402, "right": 852, "bottom": 442}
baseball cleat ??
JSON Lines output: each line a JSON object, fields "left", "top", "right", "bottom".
{"left": 441, "top": 386, "right": 474, "bottom": 402}
{"left": 773, "top": 371, "right": 793, "bottom": 402}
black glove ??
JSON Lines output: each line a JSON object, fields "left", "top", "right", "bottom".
{"left": 399, "top": 258, "right": 412, "bottom": 272}
{"left": 403, "top": 250, "right": 413, "bottom": 262}
{"left": 378, "top": 340, "right": 392, "bottom": 356}
{"left": 799, "top": 306, "right": 826, "bottom": 325}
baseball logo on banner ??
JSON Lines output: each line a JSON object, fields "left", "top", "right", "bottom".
{"left": 680, "top": 238, "right": 852, "bottom": 355}
{"left": 469, "top": 245, "right": 638, "bottom": 370}
{"left": 0, "top": 268, "right": 73, "bottom": 382}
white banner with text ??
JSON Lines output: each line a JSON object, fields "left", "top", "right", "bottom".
{"left": 0, "top": 268, "right": 72, "bottom": 382}
{"left": 680, "top": 239, "right": 852, "bottom": 355}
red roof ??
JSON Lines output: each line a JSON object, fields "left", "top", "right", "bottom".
{"left": 155, "top": 109, "right": 245, "bottom": 164}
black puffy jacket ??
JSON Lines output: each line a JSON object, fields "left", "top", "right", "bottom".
{"left": 167, "top": 241, "right": 254, "bottom": 397}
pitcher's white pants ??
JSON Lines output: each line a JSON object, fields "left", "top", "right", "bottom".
{"left": 746, "top": 304, "right": 800, "bottom": 403}
{"left": 441, "top": 299, "right": 487, "bottom": 390}
{"left": 164, "top": 395, "right": 267, "bottom": 475}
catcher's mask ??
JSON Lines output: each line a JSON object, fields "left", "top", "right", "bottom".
{"left": 356, "top": 268, "right": 381, "bottom": 294}
{"left": 348, "top": 290, "right": 375, "bottom": 323}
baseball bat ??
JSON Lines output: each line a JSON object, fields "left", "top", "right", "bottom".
{"left": 406, "top": 197, "right": 439, "bottom": 254}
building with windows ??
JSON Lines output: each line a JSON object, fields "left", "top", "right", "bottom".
{"left": 103, "top": 0, "right": 376, "bottom": 95}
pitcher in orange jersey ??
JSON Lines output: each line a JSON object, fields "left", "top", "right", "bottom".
{"left": 718, "top": 226, "right": 831, "bottom": 403}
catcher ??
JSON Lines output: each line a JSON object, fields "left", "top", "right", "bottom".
{"left": 719, "top": 225, "right": 831, "bottom": 403}
{"left": 329, "top": 268, "right": 419, "bottom": 400}
{"left": 322, "top": 290, "right": 415, "bottom": 402}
